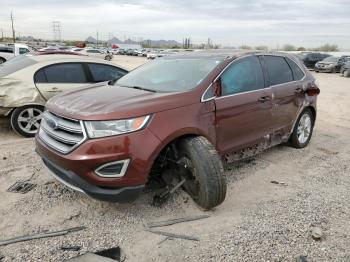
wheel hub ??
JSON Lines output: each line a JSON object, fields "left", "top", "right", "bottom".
{"left": 18, "top": 108, "right": 43, "bottom": 134}
{"left": 297, "top": 113, "right": 312, "bottom": 144}
{"left": 177, "top": 156, "right": 200, "bottom": 199}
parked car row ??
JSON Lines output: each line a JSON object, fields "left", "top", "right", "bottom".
{"left": 0, "top": 43, "right": 33, "bottom": 63}
{"left": 112, "top": 48, "right": 186, "bottom": 59}
{"left": 297, "top": 52, "right": 350, "bottom": 77}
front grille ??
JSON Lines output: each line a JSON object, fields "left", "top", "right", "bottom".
{"left": 39, "top": 111, "right": 86, "bottom": 154}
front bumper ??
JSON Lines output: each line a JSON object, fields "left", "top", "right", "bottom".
{"left": 314, "top": 67, "right": 333, "bottom": 72}
{"left": 35, "top": 126, "right": 162, "bottom": 202}
{"left": 42, "top": 157, "right": 144, "bottom": 202}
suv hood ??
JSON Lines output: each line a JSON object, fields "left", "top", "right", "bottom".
{"left": 46, "top": 82, "right": 197, "bottom": 120}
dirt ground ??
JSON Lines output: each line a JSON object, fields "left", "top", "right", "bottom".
{"left": 0, "top": 56, "right": 349, "bottom": 262}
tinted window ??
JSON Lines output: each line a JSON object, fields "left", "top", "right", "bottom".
{"left": 221, "top": 56, "right": 264, "bottom": 96}
{"left": 19, "top": 48, "right": 30, "bottom": 54}
{"left": 44, "top": 63, "right": 87, "bottom": 83}
{"left": 87, "top": 63, "right": 126, "bottom": 82}
{"left": 0, "top": 47, "right": 13, "bottom": 53}
{"left": 34, "top": 69, "right": 47, "bottom": 83}
{"left": 286, "top": 58, "right": 305, "bottom": 81}
{"left": 87, "top": 50, "right": 101, "bottom": 53}
{"left": 264, "top": 56, "right": 293, "bottom": 86}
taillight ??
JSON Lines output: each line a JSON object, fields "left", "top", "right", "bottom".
{"left": 306, "top": 81, "right": 320, "bottom": 96}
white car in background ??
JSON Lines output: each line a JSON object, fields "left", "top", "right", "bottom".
{"left": 78, "top": 49, "right": 113, "bottom": 61}
{"left": 0, "top": 43, "right": 31, "bottom": 63}
{"left": 0, "top": 52, "right": 128, "bottom": 137}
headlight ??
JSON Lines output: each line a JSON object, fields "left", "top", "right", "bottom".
{"left": 85, "top": 115, "right": 151, "bottom": 138}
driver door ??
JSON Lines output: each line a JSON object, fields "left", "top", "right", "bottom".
{"left": 214, "top": 55, "right": 273, "bottom": 154}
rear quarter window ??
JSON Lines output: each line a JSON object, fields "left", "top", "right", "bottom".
{"left": 286, "top": 57, "right": 305, "bottom": 81}
{"left": 264, "top": 56, "right": 293, "bottom": 86}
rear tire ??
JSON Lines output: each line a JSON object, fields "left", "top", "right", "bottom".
{"left": 178, "top": 136, "right": 226, "bottom": 210}
{"left": 289, "top": 108, "right": 314, "bottom": 148}
{"left": 10, "top": 105, "right": 44, "bottom": 137}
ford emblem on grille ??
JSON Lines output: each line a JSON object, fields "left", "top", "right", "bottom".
{"left": 47, "top": 118, "right": 59, "bottom": 130}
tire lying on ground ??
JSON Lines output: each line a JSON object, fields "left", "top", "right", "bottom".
{"left": 10, "top": 105, "right": 44, "bottom": 137}
{"left": 178, "top": 136, "right": 227, "bottom": 210}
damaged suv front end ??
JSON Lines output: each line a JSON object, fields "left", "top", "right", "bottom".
{"left": 35, "top": 56, "right": 223, "bottom": 204}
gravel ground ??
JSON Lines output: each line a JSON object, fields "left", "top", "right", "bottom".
{"left": 0, "top": 57, "right": 349, "bottom": 261}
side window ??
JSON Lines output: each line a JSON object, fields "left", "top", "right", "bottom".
{"left": 221, "top": 56, "right": 265, "bottom": 96}
{"left": 87, "top": 50, "right": 101, "bottom": 53}
{"left": 87, "top": 64, "right": 127, "bottom": 82}
{"left": 44, "top": 63, "right": 87, "bottom": 83}
{"left": 264, "top": 56, "right": 293, "bottom": 86}
{"left": 286, "top": 58, "right": 305, "bottom": 81}
{"left": 19, "top": 48, "right": 30, "bottom": 54}
{"left": 34, "top": 69, "right": 47, "bottom": 83}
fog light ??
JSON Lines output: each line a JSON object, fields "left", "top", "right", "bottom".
{"left": 95, "top": 159, "right": 130, "bottom": 178}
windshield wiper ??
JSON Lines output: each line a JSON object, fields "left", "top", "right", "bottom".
{"left": 121, "top": 85, "right": 157, "bottom": 93}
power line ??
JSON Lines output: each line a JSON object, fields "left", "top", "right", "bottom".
{"left": 52, "top": 21, "right": 62, "bottom": 42}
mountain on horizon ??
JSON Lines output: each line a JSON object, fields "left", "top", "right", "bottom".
{"left": 85, "top": 36, "right": 181, "bottom": 47}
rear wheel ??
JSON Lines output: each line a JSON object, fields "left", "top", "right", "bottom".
{"left": 177, "top": 136, "right": 226, "bottom": 210}
{"left": 289, "top": 109, "right": 314, "bottom": 148}
{"left": 10, "top": 105, "right": 44, "bottom": 137}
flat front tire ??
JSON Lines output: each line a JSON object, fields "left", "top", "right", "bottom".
{"left": 289, "top": 108, "right": 314, "bottom": 148}
{"left": 10, "top": 105, "right": 44, "bottom": 137}
{"left": 178, "top": 136, "right": 227, "bottom": 210}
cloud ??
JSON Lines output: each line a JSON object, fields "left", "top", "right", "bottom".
{"left": 0, "top": 0, "right": 349, "bottom": 48}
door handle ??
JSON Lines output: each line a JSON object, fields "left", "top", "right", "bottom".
{"left": 258, "top": 96, "right": 270, "bottom": 103}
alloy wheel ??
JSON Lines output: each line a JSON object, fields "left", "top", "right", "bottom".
{"left": 17, "top": 108, "right": 43, "bottom": 134}
{"left": 297, "top": 113, "right": 312, "bottom": 144}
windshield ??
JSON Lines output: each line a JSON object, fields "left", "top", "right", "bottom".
{"left": 116, "top": 58, "right": 222, "bottom": 92}
{"left": 0, "top": 54, "right": 37, "bottom": 77}
{"left": 322, "top": 56, "right": 338, "bottom": 62}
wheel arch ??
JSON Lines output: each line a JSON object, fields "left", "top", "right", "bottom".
{"left": 147, "top": 128, "right": 216, "bottom": 174}
{"left": 306, "top": 105, "right": 316, "bottom": 121}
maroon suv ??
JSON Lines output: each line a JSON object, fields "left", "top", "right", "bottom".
{"left": 35, "top": 51, "right": 319, "bottom": 210}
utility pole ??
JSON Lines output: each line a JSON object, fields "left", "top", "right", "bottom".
{"left": 96, "top": 31, "right": 99, "bottom": 48}
{"left": 1, "top": 28, "right": 3, "bottom": 40}
{"left": 11, "top": 11, "right": 15, "bottom": 43}
{"left": 52, "top": 21, "right": 62, "bottom": 42}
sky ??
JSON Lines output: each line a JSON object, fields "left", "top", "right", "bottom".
{"left": 0, "top": 0, "right": 349, "bottom": 49}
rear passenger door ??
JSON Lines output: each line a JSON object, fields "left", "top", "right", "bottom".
{"left": 214, "top": 55, "right": 273, "bottom": 154}
{"left": 262, "top": 55, "right": 305, "bottom": 137}
{"left": 86, "top": 63, "right": 127, "bottom": 83}
{"left": 34, "top": 63, "right": 90, "bottom": 100}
